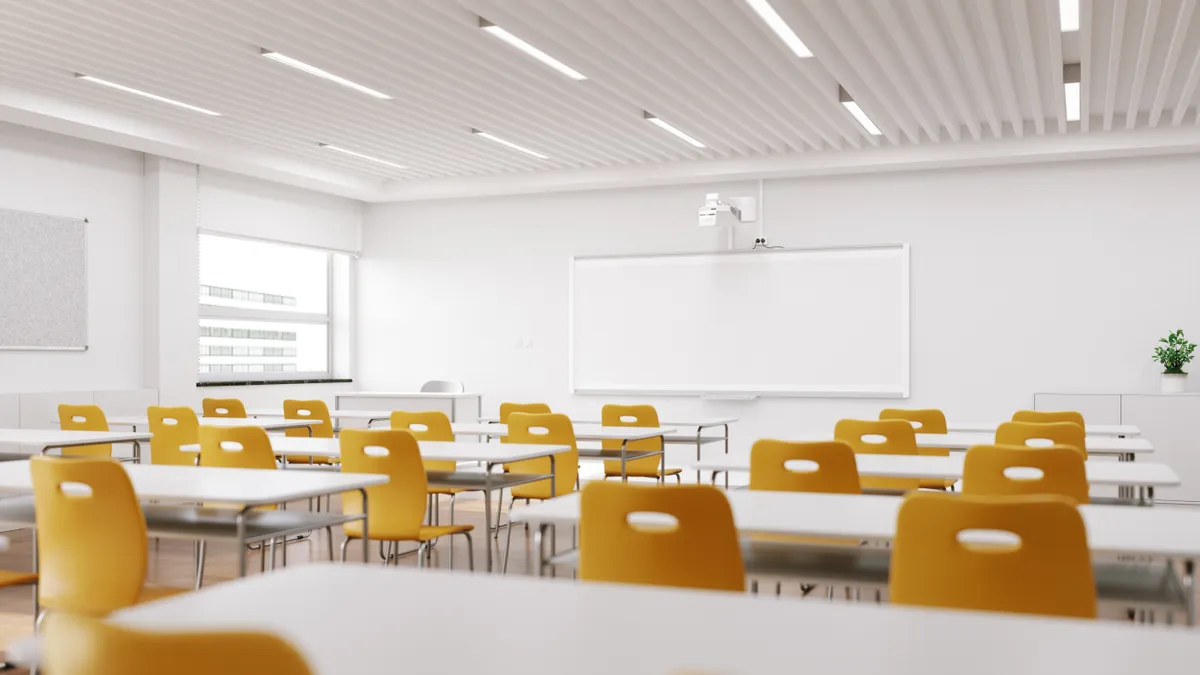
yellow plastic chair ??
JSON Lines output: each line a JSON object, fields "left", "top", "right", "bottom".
{"left": 147, "top": 406, "right": 200, "bottom": 467}
{"left": 57, "top": 404, "right": 113, "bottom": 459}
{"left": 579, "top": 481, "right": 745, "bottom": 592}
{"left": 749, "top": 439, "right": 861, "bottom": 494}
{"left": 601, "top": 404, "right": 680, "bottom": 483}
{"left": 498, "top": 402, "right": 550, "bottom": 423}
{"left": 833, "top": 419, "right": 921, "bottom": 492}
{"left": 42, "top": 612, "right": 313, "bottom": 675}
{"left": 30, "top": 456, "right": 187, "bottom": 618}
{"left": 390, "top": 410, "right": 467, "bottom": 523}
{"left": 889, "top": 491, "right": 1096, "bottom": 619}
{"left": 880, "top": 408, "right": 954, "bottom": 490}
{"left": 339, "top": 429, "right": 474, "bottom": 570}
{"left": 201, "top": 398, "right": 246, "bottom": 418}
{"left": 198, "top": 425, "right": 278, "bottom": 472}
{"left": 1012, "top": 410, "right": 1086, "bottom": 429}
{"left": 962, "top": 444, "right": 1089, "bottom": 504}
{"left": 501, "top": 413, "right": 581, "bottom": 570}
{"left": 283, "top": 399, "right": 334, "bottom": 465}
{"left": 995, "top": 421, "right": 1087, "bottom": 457}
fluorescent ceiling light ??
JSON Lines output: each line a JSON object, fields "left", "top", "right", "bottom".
{"left": 480, "top": 19, "right": 587, "bottom": 81}
{"left": 471, "top": 129, "right": 549, "bottom": 159}
{"left": 743, "top": 0, "right": 812, "bottom": 59}
{"left": 839, "top": 88, "right": 881, "bottom": 136}
{"left": 1064, "top": 82, "right": 1081, "bottom": 122}
{"left": 1060, "top": 0, "right": 1080, "bottom": 32}
{"left": 74, "top": 74, "right": 220, "bottom": 116}
{"left": 261, "top": 49, "right": 392, "bottom": 100}
{"left": 644, "top": 112, "right": 706, "bottom": 148}
{"left": 318, "top": 143, "right": 405, "bottom": 169}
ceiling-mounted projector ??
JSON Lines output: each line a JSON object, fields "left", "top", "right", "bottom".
{"left": 698, "top": 192, "right": 756, "bottom": 227}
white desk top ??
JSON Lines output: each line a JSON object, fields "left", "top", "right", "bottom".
{"left": 181, "top": 436, "right": 569, "bottom": 464}
{"left": 106, "top": 416, "right": 321, "bottom": 432}
{"left": 452, "top": 422, "right": 676, "bottom": 442}
{"left": 52, "top": 565, "right": 1195, "bottom": 675}
{"left": 789, "top": 432, "right": 1153, "bottom": 456}
{"left": 692, "top": 453, "right": 1181, "bottom": 489}
{"left": 947, "top": 421, "right": 1140, "bottom": 436}
{"left": 0, "top": 460, "right": 386, "bottom": 507}
{"left": 513, "top": 490, "right": 1200, "bottom": 560}
{"left": 0, "top": 428, "right": 151, "bottom": 450}
{"left": 247, "top": 409, "right": 395, "bottom": 420}
{"left": 338, "top": 391, "right": 482, "bottom": 399}
{"left": 478, "top": 416, "right": 738, "bottom": 428}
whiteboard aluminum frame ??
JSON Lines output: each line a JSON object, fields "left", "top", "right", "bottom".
{"left": 568, "top": 244, "right": 910, "bottom": 399}
{"left": 0, "top": 208, "right": 88, "bottom": 351}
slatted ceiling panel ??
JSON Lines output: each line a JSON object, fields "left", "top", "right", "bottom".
{"left": 7, "top": 0, "right": 1200, "bottom": 191}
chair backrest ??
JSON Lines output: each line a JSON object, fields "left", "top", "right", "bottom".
{"left": 31, "top": 456, "right": 147, "bottom": 616}
{"left": 579, "top": 482, "right": 745, "bottom": 592}
{"left": 42, "top": 612, "right": 314, "bottom": 675}
{"left": 57, "top": 404, "right": 112, "bottom": 458}
{"left": 833, "top": 419, "right": 920, "bottom": 492}
{"left": 201, "top": 398, "right": 247, "bottom": 419}
{"left": 506, "top": 413, "right": 579, "bottom": 500}
{"left": 147, "top": 406, "right": 200, "bottom": 466}
{"left": 498, "top": 402, "right": 551, "bottom": 424}
{"left": 420, "top": 380, "right": 464, "bottom": 393}
{"left": 600, "top": 404, "right": 662, "bottom": 476}
{"left": 283, "top": 400, "right": 333, "bottom": 439}
{"left": 962, "top": 444, "right": 1089, "bottom": 504}
{"left": 1012, "top": 410, "right": 1086, "bottom": 429}
{"left": 749, "top": 440, "right": 861, "bottom": 494}
{"left": 995, "top": 421, "right": 1086, "bottom": 457}
{"left": 879, "top": 408, "right": 948, "bottom": 434}
{"left": 339, "top": 429, "right": 428, "bottom": 540}
{"left": 889, "top": 491, "right": 1096, "bottom": 618}
{"left": 198, "top": 426, "right": 277, "bottom": 470}
{"left": 390, "top": 410, "right": 455, "bottom": 471}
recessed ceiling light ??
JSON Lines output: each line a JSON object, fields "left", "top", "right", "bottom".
{"left": 471, "top": 129, "right": 549, "bottom": 159}
{"left": 1064, "top": 63, "right": 1081, "bottom": 122}
{"left": 261, "top": 49, "right": 392, "bottom": 100}
{"left": 75, "top": 74, "right": 221, "bottom": 116}
{"left": 1060, "top": 0, "right": 1080, "bottom": 32}
{"left": 743, "top": 0, "right": 813, "bottom": 59}
{"left": 318, "top": 143, "right": 405, "bottom": 169}
{"left": 839, "top": 87, "right": 882, "bottom": 136}
{"left": 643, "top": 112, "right": 706, "bottom": 148}
{"left": 479, "top": 18, "right": 587, "bottom": 81}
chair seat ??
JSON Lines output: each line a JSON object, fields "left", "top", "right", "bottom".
{"left": 136, "top": 586, "right": 190, "bottom": 605}
{"left": 604, "top": 467, "right": 682, "bottom": 478}
{"left": 0, "top": 570, "right": 37, "bottom": 588}
{"left": 428, "top": 486, "right": 467, "bottom": 495}
{"left": 345, "top": 524, "right": 475, "bottom": 541}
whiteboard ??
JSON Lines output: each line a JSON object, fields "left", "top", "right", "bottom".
{"left": 0, "top": 208, "right": 88, "bottom": 351}
{"left": 570, "top": 245, "right": 909, "bottom": 398}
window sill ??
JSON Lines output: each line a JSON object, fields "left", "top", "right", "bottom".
{"left": 196, "top": 379, "right": 353, "bottom": 388}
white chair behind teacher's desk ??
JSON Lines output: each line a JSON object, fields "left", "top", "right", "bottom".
{"left": 420, "top": 380, "right": 465, "bottom": 393}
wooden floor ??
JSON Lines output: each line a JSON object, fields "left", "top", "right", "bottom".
{"left": 1, "top": 490, "right": 1195, "bottom": 671}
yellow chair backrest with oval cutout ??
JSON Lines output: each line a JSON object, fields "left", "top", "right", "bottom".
{"left": 749, "top": 439, "right": 861, "bottom": 494}
{"left": 339, "top": 429, "right": 428, "bottom": 540}
{"left": 962, "top": 444, "right": 1089, "bottom": 504}
{"left": 601, "top": 404, "right": 665, "bottom": 478}
{"left": 58, "top": 404, "right": 112, "bottom": 458}
{"left": 879, "top": 408, "right": 952, "bottom": 489}
{"left": 833, "top": 419, "right": 921, "bottom": 492}
{"left": 995, "top": 421, "right": 1086, "bottom": 457}
{"left": 1012, "top": 410, "right": 1085, "bottom": 429}
{"left": 201, "top": 398, "right": 246, "bottom": 419}
{"left": 390, "top": 410, "right": 456, "bottom": 472}
{"left": 498, "top": 402, "right": 551, "bottom": 424}
{"left": 147, "top": 406, "right": 199, "bottom": 467}
{"left": 505, "top": 413, "right": 579, "bottom": 500}
{"left": 283, "top": 400, "right": 334, "bottom": 439}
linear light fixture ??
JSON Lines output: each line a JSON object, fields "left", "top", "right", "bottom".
{"left": 471, "top": 129, "right": 549, "bottom": 159}
{"left": 839, "top": 87, "right": 881, "bottom": 136}
{"left": 261, "top": 49, "right": 392, "bottom": 100}
{"left": 643, "top": 112, "right": 706, "bottom": 148}
{"left": 479, "top": 18, "right": 587, "bottom": 81}
{"left": 1060, "top": 0, "right": 1080, "bottom": 32}
{"left": 743, "top": 0, "right": 812, "bottom": 59}
{"left": 318, "top": 143, "right": 405, "bottom": 169}
{"left": 1064, "top": 63, "right": 1081, "bottom": 122}
{"left": 74, "top": 74, "right": 221, "bottom": 116}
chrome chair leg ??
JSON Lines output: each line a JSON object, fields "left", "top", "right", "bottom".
{"left": 503, "top": 497, "right": 517, "bottom": 574}
{"left": 340, "top": 537, "right": 352, "bottom": 563}
{"left": 326, "top": 527, "right": 335, "bottom": 561}
{"left": 493, "top": 492, "right": 505, "bottom": 539}
{"left": 194, "top": 541, "right": 207, "bottom": 590}
{"left": 462, "top": 531, "right": 475, "bottom": 572}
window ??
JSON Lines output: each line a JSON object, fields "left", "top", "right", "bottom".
{"left": 198, "top": 234, "right": 334, "bottom": 382}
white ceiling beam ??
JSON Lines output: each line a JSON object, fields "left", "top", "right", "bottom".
{"left": 1125, "top": 0, "right": 1161, "bottom": 130}
{"left": 1149, "top": 0, "right": 1196, "bottom": 128}
{"left": 978, "top": 0, "right": 1026, "bottom": 138}
{"left": 940, "top": 0, "right": 1005, "bottom": 139}
{"left": 906, "top": 1, "right": 981, "bottom": 141}
{"left": 1172, "top": 49, "right": 1200, "bottom": 126}
{"left": 1010, "top": 0, "right": 1045, "bottom": 135}
{"left": 1102, "top": 0, "right": 1127, "bottom": 131}
{"left": 1079, "top": 0, "right": 1094, "bottom": 131}
{"left": 870, "top": 0, "right": 960, "bottom": 142}
{"left": 1043, "top": 0, "right": 1068, "bottom": 133}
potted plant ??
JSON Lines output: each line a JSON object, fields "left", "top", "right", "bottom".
{"left": 1153, "top": 329, "right": 1197, "bottom": 393}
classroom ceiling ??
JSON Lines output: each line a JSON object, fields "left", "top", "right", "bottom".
{"left": 3, "top": 0, "right": 1200, "bottom": 201}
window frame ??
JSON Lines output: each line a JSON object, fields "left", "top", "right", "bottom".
{"left": 197, "top": 233, "right": 334, "bottom": 383}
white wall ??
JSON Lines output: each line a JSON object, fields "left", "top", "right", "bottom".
{"left": 0, "top": 122, "right": 144, "bottom": 393}
{"left": 358, "top": 154, "right": 1200, "bottom": 452}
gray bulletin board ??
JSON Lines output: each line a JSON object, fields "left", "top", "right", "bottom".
{"left": 0, "top": 207, "right": 87, "bottom": 351}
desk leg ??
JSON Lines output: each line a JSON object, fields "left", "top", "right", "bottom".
{"left": 1185, "top": 559, "right": 1196, "bottom": 626}
{"left": 483, "top": 467, "right": 494, "bottom": 573}
{"left": 724, "top": 424, "right": 731, "bottom": 489}
{"left": 31, "top": 529, "right": 38, "bottom": 624}
{"left": 360, "top": 488, "right": 370, "bottom": 564}
{"left": 236, "top": 509, "right": 249, "bottom": 577}
{"left": 549, "top": 454, "right": 557, "bottom": 574}
{"left": 695, "top": 426, "right": 703, "bottom": 484}
{"left": 451, "top": 398, "right": 458, "bottom": 423}
{"left": 133, "top": 440, "right": 141, "bottom": 463}
{"left": 620, "top": 440, "right": 628, "bottom": 482}
{"left": 534, "top": 524, "right": 549, "bottom": 577}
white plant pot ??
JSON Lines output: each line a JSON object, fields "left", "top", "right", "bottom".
{"left": 1161, "top": 373, "right": 1187, "bottom": 394}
